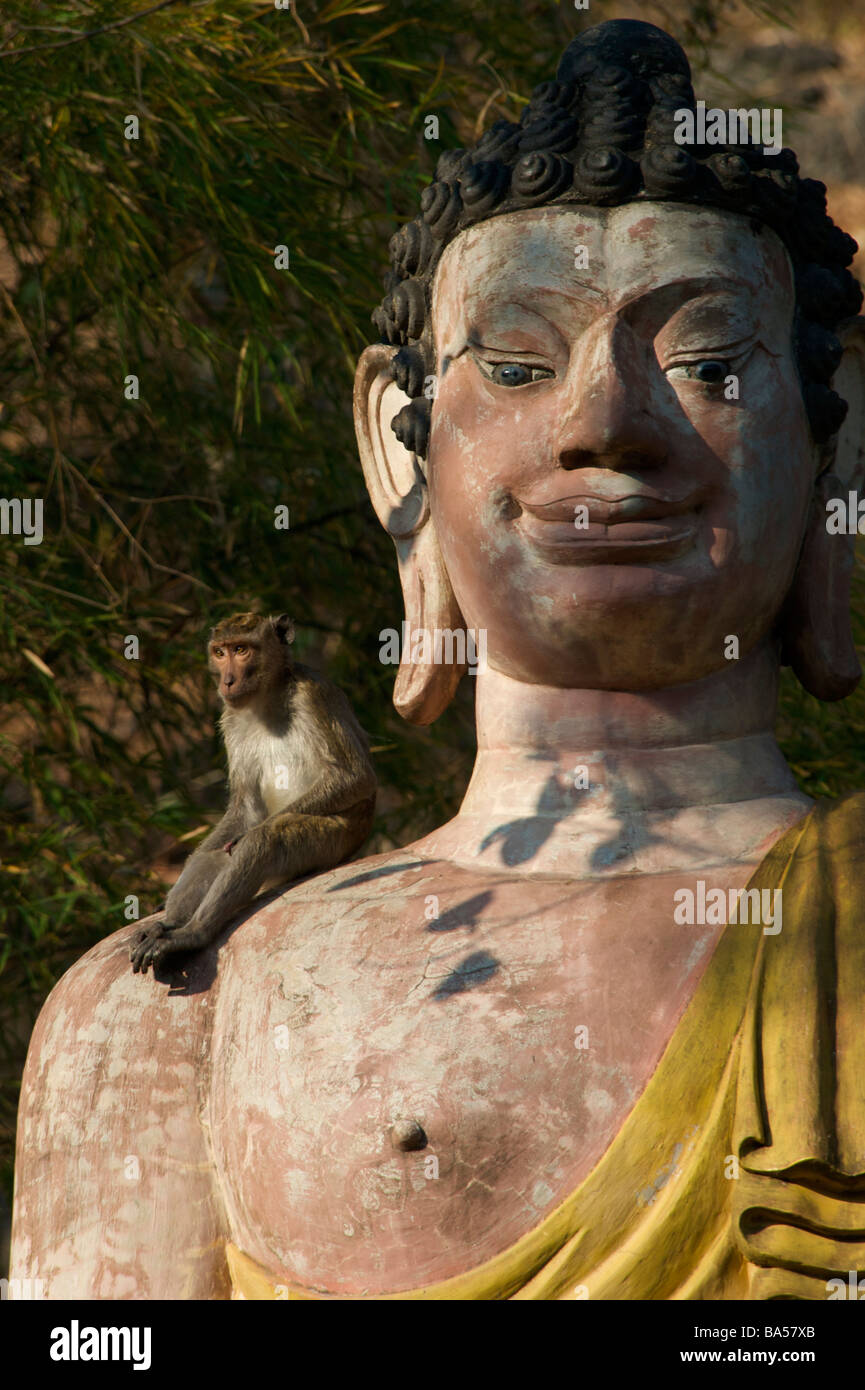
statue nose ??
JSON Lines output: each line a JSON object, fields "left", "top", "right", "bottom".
{"left": 556, "top": 314, "right": 668, "bottom": 471}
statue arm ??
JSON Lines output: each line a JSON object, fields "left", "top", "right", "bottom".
{"left": 10, "top": 922, "right": 231, "bottom": 1300}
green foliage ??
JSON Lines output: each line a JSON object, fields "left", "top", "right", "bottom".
{"left": 0, "top": 0, "right": 863, "bottom": 1223}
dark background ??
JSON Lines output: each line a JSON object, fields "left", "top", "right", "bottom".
{"left": 2, "top": 0, "right": 864, "bottom": 1273}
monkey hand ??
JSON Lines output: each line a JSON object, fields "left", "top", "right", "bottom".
{"left": 129, "top": 918, "right": 192, "bottom": 975}
{"left": 130, "top": 917, "right": 214, "bottom": 975}
{"left": 130, "top": 920, "right": 173, "bottom": 975}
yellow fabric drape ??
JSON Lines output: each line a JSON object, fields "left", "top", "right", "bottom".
{"left": 226, "top": 793, "right": 865, "bottom": 1301}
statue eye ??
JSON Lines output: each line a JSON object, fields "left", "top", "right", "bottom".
{"left": 485, "top": 361, "right": 554, "bottom": 388}
{"left": 694, "top": 359, "right": 728, "bottom": 383}
{"left": 667, "top": 358, "right": 730, "bottom": 383}
{"left": 493, "top": 363, "right": 531, "bottom": 387}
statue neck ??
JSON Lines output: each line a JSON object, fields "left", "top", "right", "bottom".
{"left": 415, "top": 641, "right": 812, "bottom": 877}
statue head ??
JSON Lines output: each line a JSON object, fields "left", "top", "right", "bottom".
{"left": 355, "top": 19, "right": 865, "bottom": 722}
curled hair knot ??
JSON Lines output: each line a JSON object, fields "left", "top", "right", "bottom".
{"left": 707, "top": 152, "right": 753, "bottom": 195}
{"left": 474, "top": 119, "right": 522, "bottom": 163}
{"left": 435, "top": 148, "right": 470, "bottom": 182}
{"left": 390, "top": 279, "right": 426, "bottom": 340}
{"left": 371, "top": 302, "right": 402, "bottom": 346}
{"left": 584, "top": 64, "right": 639, "bottom": 99}
{"left": 459, "top": 160, "right": 510, "bottom": 214}
{"left": 420, "top": 181, "right": 463, "bottom": 240}
{"left": 390, "top": 344, "right": 429, "bottom": 398}
{"left": 518, "top": 109, "right": 579, "bottom": 155}
{"left": 389, "top": 219, "right": 435, "bottom": 279}
{"left": 641, "top": 145, "right": 698, "bottom": 195}
{"left": 391, "top": 397, "right": 432, "bottom": 457}
{"left": 582, "top": 109, "right": 646, "bottom": 152}
{"left": 529, "top": 79, "right": 577, "bottom": 111}
{"left": 511, "top": 151, "right": 573, "bottom": 204}
{"left": 572, "top": 147, "right": 638, "bottom": 202}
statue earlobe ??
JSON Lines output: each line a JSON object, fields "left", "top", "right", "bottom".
{"left": 354, "top": 344, "right": 466, "bottom": 724}
{"left": 780, "top": 317, "right": 865, "bottom": 700}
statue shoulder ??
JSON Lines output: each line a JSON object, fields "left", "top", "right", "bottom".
{"left": 21, "top": 921, "right": 154, "bottom": 1072}
{"left": 21, "top": 915, "right": 213, "bottom": 1063}
{"left": 11, "top": 918, "right": 228, "bottom": 1298}
{"left": 224, "top": 844, "right": 444, "bottom": 962}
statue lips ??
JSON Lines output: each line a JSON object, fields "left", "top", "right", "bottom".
{"left": 512, "top": 487, "right": 702, "bottom": 565}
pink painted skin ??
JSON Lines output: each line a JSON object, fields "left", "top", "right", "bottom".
{"left": 12, "top": 203, "right": 829, "bottom": 1300}
{"left": 427, "top": 203, "right": 813, "bottom": 692}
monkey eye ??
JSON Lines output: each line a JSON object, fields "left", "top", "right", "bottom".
{"left": 234, "top": 644, "right": 248, "bottom": 655}
{"left": 212, "top": 647, "right": 224, "bottom": 658}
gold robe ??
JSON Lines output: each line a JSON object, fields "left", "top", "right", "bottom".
{"left": 226, "top": 793, "right": 865, "bottom": 1300}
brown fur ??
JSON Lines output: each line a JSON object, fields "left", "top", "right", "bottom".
{"left": 130, "top": 613, "right": 376, "bottom": 975}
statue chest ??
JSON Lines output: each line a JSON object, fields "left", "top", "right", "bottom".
{"left": 207, "top": 860, "right": 742, "bottom": 1296}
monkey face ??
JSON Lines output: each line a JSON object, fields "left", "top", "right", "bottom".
{"left": 208, "top": 614, "right": 293, "bottom": 708}
{"left": 208, "top": 637, "right": 264, "bottom": 707}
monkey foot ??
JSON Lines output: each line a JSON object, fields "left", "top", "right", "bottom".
{"left": 130, "top": 922, "right": 187, "bottom": 975}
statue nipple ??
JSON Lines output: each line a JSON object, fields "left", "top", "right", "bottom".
{"left": 390, "top": 1118, "right": 428, "bottom": 1151}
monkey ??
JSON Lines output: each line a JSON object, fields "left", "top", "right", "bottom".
{"left": 130, "top": 611, "right": 377, "bottom": 975}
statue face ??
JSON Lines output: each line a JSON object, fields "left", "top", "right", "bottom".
{"left": 427, "top": 202, "right": 816, "bottom": 689}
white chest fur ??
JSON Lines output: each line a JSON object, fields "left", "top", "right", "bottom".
{"left": 222, "top": 702, "right": 327, "bottom": 815}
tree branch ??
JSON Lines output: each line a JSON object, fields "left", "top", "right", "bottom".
{"left": 0, "top": 0, "right": 195, "bottom": 59}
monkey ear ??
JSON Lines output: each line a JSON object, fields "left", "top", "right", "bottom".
{"left": 272, "top": 614, "right": 295, "bottom": 645}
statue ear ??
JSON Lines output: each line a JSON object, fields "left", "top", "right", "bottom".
{"left": 780, "top": 316, "right": 865, "bottom": 700}
{"left": 826, "top": 316, "right": 865, "bottom": 489}
{"left": 354, "top": 344, "right": 430, "bottom": 537}
{"left": 354, "top": 344, "right": 466, "bottom": 724}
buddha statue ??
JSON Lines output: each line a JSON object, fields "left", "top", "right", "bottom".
{"left": 11, "top": 19, "right": 865, "bottom": 1301}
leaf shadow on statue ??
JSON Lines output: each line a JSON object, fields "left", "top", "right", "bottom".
{"left": 328, "top": 860, "right": 427, "bottom": 890}
{"left": 431, "top": 949, "right": 501, "bottom": 999}
{"left": 425, "top": 891, "right": 492, "bottom": 933}
{"left": 476, "top": 763, "right": 679, "bottom": 873}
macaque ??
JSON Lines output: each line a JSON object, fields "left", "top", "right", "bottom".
{"left": 130, "top": 612, "right": 376, "bottom": 974}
